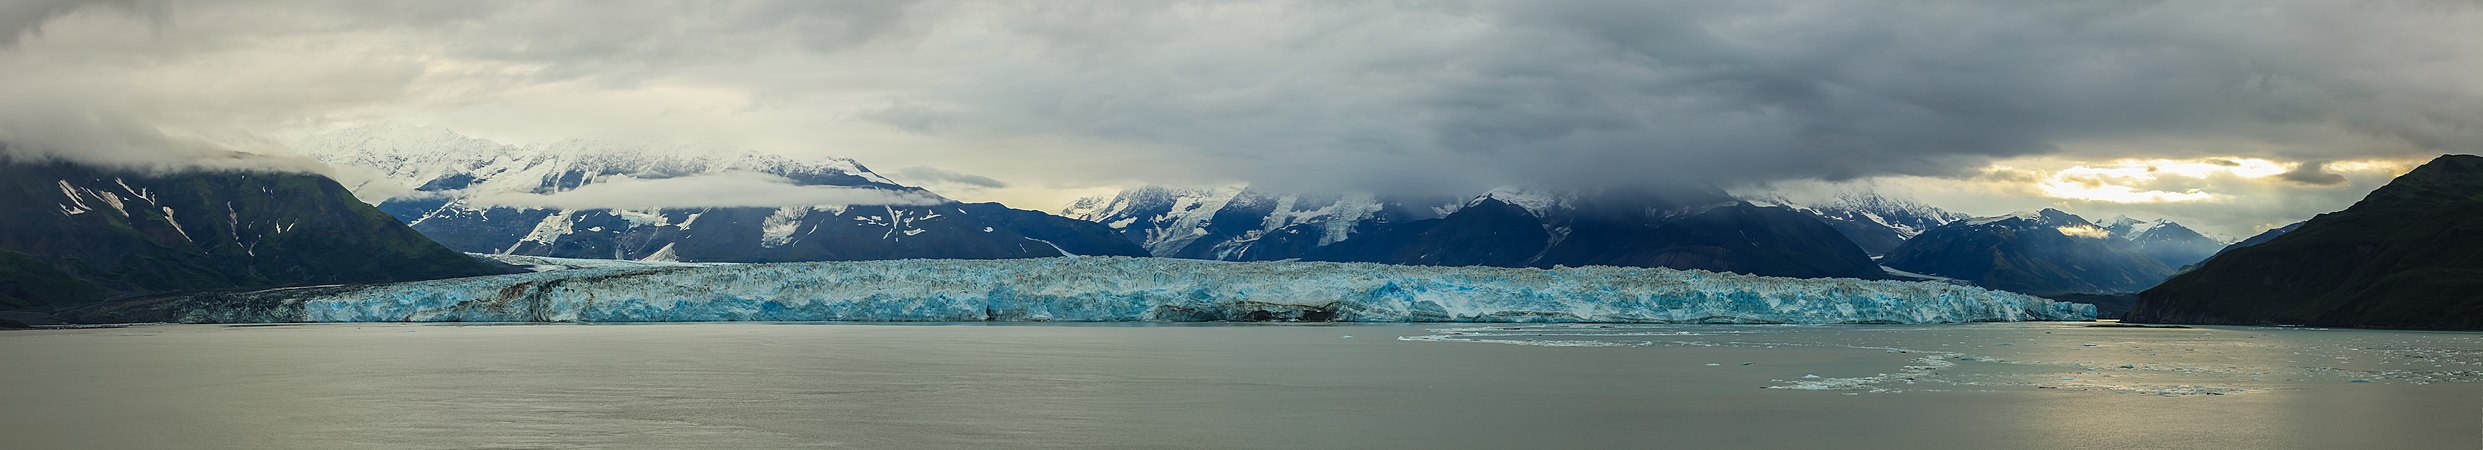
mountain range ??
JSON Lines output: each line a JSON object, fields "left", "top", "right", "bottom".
{"left": 1754, "top": 193, "right": 1971, "bottom": 256}
{"left": 299, "top": 127, "right": 1141, "bottom": 262}
{"left": 1065, "top": 185, "right": 1891, "bottom": 279}
{"left": 1880, "top": 209, "right": 2223, "bottom": 296}
{"left": 2100, "top": 215, "right": 2227, "bottom": 270}
{"left": 1057, "top": 186, "right": 1444, "bottom": 261}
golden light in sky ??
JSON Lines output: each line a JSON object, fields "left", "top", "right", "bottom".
{"left": 2027, "top": 158, "right": 2295, "bottom": 204}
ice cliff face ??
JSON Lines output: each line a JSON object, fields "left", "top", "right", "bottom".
{"left": 70, "top": 258, "right": 2093, "bottom": 324}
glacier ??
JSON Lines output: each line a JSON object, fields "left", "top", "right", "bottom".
{"left": 68, "top": 257, "right": 2093, "bottom": 324}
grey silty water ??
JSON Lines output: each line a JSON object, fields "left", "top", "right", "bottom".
{"left": 2, "top": 322, "right": 2478, "bottom": 449}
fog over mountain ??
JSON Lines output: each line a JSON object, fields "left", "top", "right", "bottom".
{"left": 3, "top": 1, "right": 2480, "bottom": 236}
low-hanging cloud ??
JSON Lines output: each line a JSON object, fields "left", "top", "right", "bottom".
{"left": 891, "top": 166, "right": 1007, "bottom": 189}
{"left": 2277, "top": 162, "right": 2350, "bottom": 186}
{"left": 466, "top": 172, "right": 948, "bottom": 210}
{"left": 0, "top": 95, "right": 328, "bottom": 175}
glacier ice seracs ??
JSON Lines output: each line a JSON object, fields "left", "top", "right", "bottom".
{"left": 85, "top": 257, "right": 2094, "bottom": 324}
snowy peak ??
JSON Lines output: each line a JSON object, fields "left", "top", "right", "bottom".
{"left": 1884, "top": 208, "right": 2174, "bottom": 294}
{"left": 1060, "top": 185, "right": 1243, "bottom": 225}
{"left": 1767, "top": 192, "right": 1967, "bottom": 239}
{"left": 1971, "top": 210, "right": 2215, "bottom": 246}
{"left": 1965, "top": 208, "right": 2091, "bottom": 228}
{"left": 2107, "top": 217, "right": 2224, "bottom": 269}
{"left": 2102, "top": 215, "right": 2167, "bottom": 238}
{"left": 1057, "top": 185, "right": 1248, "bottom": 255}
{"left": 1059, "top": 183, "right": 1886, "bottom": 279}
{"left": 295, "top": 126, "right": 1128, "bottom": 263}
{"left": 2099, "top": 216, "right": 2216, "bottom": 246}
{"left": 297, "top": 126, "right": 908, "bottom": 203}
{"left": 1748, "top": 191, "right": 1965, "bottom": 256}
{"left": 1061, "top": 184, "right": 1395, "bottom": 259}
{"left": 1469, "top": 186, "right": 1574, "bottom": 218}
{"left": 1959, "top": 209, "right": 2124, "bottom": 240}
{"left": 2101, "top": 214, "right": 2144, "bottom": 232}
{"left": 1884, "top": 208, "right": 2234, "bottom": 294}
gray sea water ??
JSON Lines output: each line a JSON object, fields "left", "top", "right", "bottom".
{"left": 3, "top": 322, "right": 2479, "bottom": 449}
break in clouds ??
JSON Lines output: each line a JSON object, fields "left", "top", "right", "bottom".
{"left": 2, "top": 0, "right": 2480, "bottom": 234}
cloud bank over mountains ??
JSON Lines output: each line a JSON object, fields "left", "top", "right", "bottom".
{"left": 2, "top": 1, "right": 2478, "bottom": 234}
{"left": 462, "top": 172, "right": 948, "bottom": 210}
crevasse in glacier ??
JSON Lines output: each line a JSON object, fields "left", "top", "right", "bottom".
{"left": 106, "top": 257, "right": 2094, "bottom": 324}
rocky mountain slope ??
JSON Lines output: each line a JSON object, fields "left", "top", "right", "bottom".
{"left": 2129, "top": 154, "right": 2483, "bottom": 330}
{"left": 1756, "top": 193, "right": 1969, "bottom": 256}
{"left": 0, "top": 158, "right": 507, "bottom": 310}
{"left": 2101, "top": 215, "right": 2225, "bottom": 269}
{"left": 1880, "top": 209, "right": 2173, "bottom": 295}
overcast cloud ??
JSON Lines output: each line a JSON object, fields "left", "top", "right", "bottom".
{"left": 2, "top": 1, "right": 2478, "bottom": 235}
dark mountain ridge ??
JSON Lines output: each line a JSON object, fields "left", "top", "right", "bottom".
{"left": 1880, "top": 209, "right": 2172, "bottom": 295}
{"left": 0, "top": 158, "right": 508, "bottom": 310}
{"left": 2129, "top": 154, "right": 2483, "bottom": 330}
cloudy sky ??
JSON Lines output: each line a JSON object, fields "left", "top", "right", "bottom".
{"left": 3, "top": 1, "right": 2479, "bottom": 237}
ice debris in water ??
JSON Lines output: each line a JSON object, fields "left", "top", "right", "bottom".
{"left": 106, "top": 256, "right": 2095, "bottom": 324}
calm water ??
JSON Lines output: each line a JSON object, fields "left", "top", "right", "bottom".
{"left": 3, "top": 322, "right": 2480, "bottom": 449}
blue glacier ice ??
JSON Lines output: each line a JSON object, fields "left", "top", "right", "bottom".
{"left": 105, "top": 257, "right": 2094, "bottom": 324}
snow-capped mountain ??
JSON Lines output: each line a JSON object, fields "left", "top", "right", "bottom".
{"left": 1880, "top": 209, "right": 2173, "bottom": 295}
{"left": 1752, "top": 193, "right": 1969, "bottom": 256}
{"left": 1059, "top": 186, "right": 1446, "bottom": 261}
{"left": 2099, "top": 215, "right": 2226, "bottom": 269}
{"left": 1067, "top": 184, "right": 1888, "bottom": 279}
{"left": 299, "top": 127, "right": 1141, "bottom": 262}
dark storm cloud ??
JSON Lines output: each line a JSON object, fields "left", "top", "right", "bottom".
{"left": 882, "top": 1, "right": 2482, "bottom": 193}
{"left": 2277, "top": 162, "right": 2349, "bottom": 186}
{"left": 1, "top": 0, "right": 2478, "bottom": 211}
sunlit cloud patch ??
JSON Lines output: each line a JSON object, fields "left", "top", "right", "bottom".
{"left": 2011, "top": 158, "right": 2303, "bottom": 204}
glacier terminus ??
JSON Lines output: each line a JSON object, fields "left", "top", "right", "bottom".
{"left": 65, "top": 257, "right": 2094, "bottom": 324}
